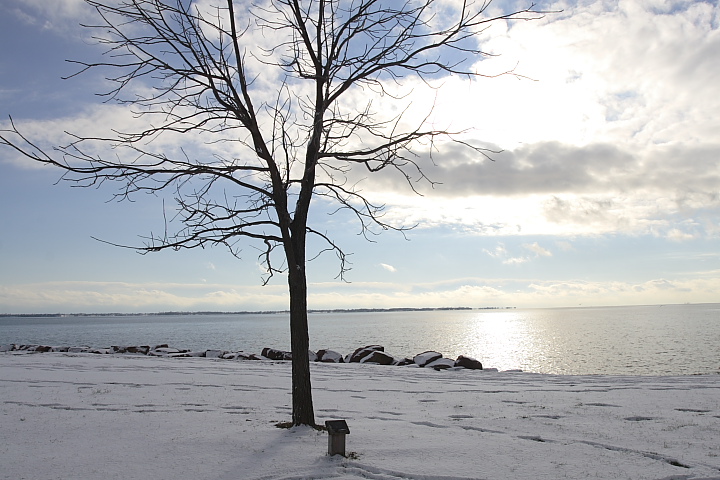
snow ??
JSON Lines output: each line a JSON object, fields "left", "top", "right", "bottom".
{"left": 1, "top": 353, "right": 719, "bottom": 480}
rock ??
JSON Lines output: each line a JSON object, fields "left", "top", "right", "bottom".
{"left": 125, "top": 345, "right": 150, "bottom": 355}
{"left": 349, "top": 345, "right": 384, "bottom": 363}
{"left": 348, "top": 348, "right": 373, "bottom": 363}
{"left": 125, "top": 346, "right": 150, "bottom": 355}
{"left": 351, "top": 344, "right": 383, "bottom": 355}
{"left": 426, "top": 357, "right": 456, "bottom": 370}
{"left": 262, "top": 348, "right": 291, "bottom": 360}
{"left": 205, "top": 350, "right": 225, "bottom": 359}
{"left": 154, "top": 344, "right": 169, "bottom": 350}
{"left": 359, "top": 350, "right": 396, "bottom": 365}
{"left": 89, "top": 348, "right": 113, "bottom": 354}
{"left": 316, "top": 349, "right": 344, "bottom": 363}
{"left": 308, "top": 350, "right": 317, "bottom": 362}
{"left": 236, "top": 352, "right": 263, "bottom": 360}
{"left": 152, "top": 347, "right": 181, "bottom": 355}
{"left": 167, "top": 352, "right": 192, "bottom": 358}
{"left": 35, "top": 345, "right": 52, "bottom": 353}
{"left": 395, "top": 357, "right": 414, "bottom": 366}
{"left": 455, "top": 355, "right": 483, "bottom": 370}
{"left": 413, "top": 351, "right": 443, "bottom": 367}
{"left": 68, "top": 347, "right": 88, "bottom": 353}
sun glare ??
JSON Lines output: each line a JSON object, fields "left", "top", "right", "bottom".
{"left": 449, "top": 311, "right": 541, "bottom": 371}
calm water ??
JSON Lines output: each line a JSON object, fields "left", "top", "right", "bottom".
{"left": 2, "top": 304, "right": 719, "bottom": 375}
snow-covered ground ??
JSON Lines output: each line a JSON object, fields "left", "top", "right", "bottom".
{"left": 1, "top": 353, "right": 719, "bottom": 480}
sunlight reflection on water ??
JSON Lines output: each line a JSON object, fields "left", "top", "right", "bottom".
{"left": 308, "top": 305, "right": 719, "bottom": 375}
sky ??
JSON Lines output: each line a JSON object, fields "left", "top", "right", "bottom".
{"left": 1, "top": 0, "right": 719, "bottom": 313}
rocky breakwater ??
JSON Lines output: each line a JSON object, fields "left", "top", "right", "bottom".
{"left": 350, "top": 345, "right": 483, "bottom": 370}
{"left": 1, "top": 343, "right": 485, "bottom": 371}
{"left": 0, "top": 343, "right": 263, "bottom": 360}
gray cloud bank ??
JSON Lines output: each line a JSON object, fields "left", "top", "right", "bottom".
{"left": 354, "top": 139, "right": 720, "bottom": 239}
{"left": 427, "top": 141, "right": 720, "bottom": 198}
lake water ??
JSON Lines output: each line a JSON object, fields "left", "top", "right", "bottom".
{"left": 2, "top": 303, "right": 719, "bottom": 376}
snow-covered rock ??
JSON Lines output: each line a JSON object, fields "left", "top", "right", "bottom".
{"left": 150, "top": 347, "right": 181, "bottom": 356}
{"left": 425, "top": 357, "right": 456, "bottom": 370}
{"left": 348, "top": 345, "right": 384, "bottom": 363}
{"left": 182, "top": 351, "right": 204, "bottom": 357}
{"left": 88, "top": 348, "right": 113, "bottom": 355}
{"left": 235, "top": 352, "right": 263, "bottom": 361}
{"left": 413, "top": 351, "right": 443, "bottom": 367}
{"left": 261, "top": 348, "right": 292, "bottom": 360}
{"left": 359, "top": 350, "right": 396, "bottom": 365}
{"left": 395, "top": 357, "right": 415, "bottom": 366}
{"left": 1, "top": 341, "right": 489, "bottom": 374}
{"left": 316, "top": 349, "right": 344, "bottom": 363}
{"left": 125, "top": 346, "right": 150, "bottom": 355}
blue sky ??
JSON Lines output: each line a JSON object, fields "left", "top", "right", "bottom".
{"left": 1, "top": 0, "right": 719, "bottom": 313}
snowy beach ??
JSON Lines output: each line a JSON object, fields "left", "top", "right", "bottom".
{"left": 2, "top": 353, "right": 719, "bottom": 480}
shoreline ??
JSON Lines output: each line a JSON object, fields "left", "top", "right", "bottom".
{"left": 0, "top": 306, "right": 498, "bottom": 318}
{"left": 2, "top": 343, "right": 487, "bottom": 371}
{"left": 4, "top": 302, "right": 718, "bottom": 317}
{"left": 3, "top": 342, "right": 718, "bottom": 378}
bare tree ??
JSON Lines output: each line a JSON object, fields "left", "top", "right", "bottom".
{"left": 1, "top": 0, "right": 544, "bottom": 426}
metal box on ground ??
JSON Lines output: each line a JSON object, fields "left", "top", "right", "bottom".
{"left": 325, "top": 419, "right": 350, "bottom": 456}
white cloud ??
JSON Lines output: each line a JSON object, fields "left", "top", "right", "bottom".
{"left": 469, "top": 0, "right": 720, "bottom": 149}
{"left": 307, "top": 275, "right": 720, "bottom": 309}
{"left": 3, "top": 269, "right": 720, "bottom": 313}
{"left": 523, "top": 242, "right": 552, "bottom": 257}
{"left": 0, "top": 281, "right": 290, "bottom": 313}
{"left": 666, "top": 228, "right": 697, "bottom": 242}
{"left": 8, "top": 0, "right": 95, "bottom": 36}
{"left": 481, "top": 241, "right": 551, "bottom": 265}
{"left": 380, "top": 263, "right": 397, "bottom": 273}
{"left": 483, "top": 243, "right": 529, "bottom": 265}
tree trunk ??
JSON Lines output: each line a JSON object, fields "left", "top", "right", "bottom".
{"left": 288, "top": 250, "right": 315, "bottom": 426}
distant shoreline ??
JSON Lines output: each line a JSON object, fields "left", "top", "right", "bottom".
{"left": 0, "top": 306, "right": 518, "bottom": 318}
